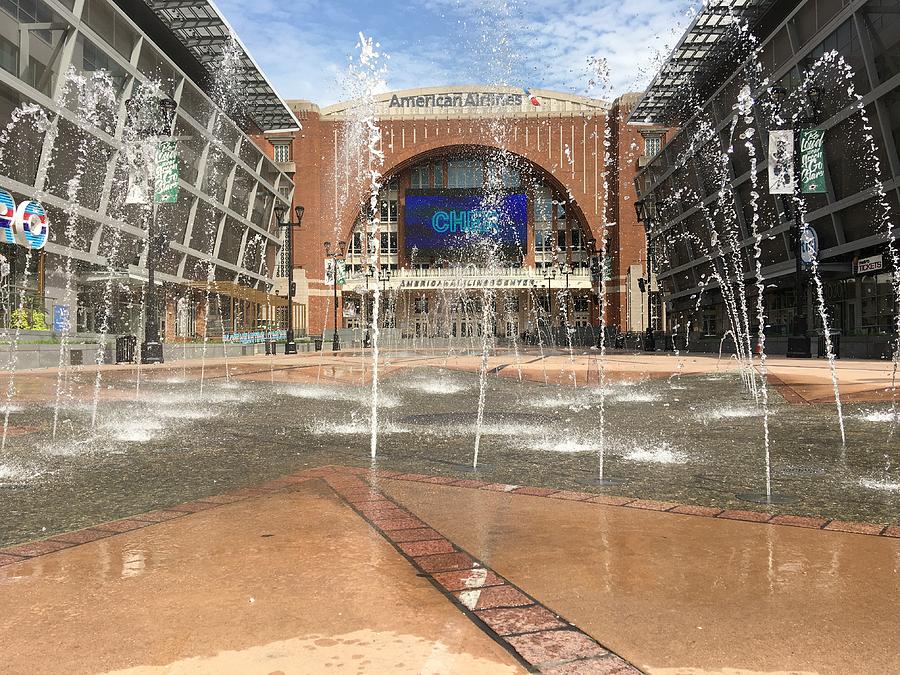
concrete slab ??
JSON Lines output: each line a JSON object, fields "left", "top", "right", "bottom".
{"left": 0, "top": 480, "right": 523, "bottom": 675}
{"left": 382, "top": 478, "right": 900, "bottom": 675}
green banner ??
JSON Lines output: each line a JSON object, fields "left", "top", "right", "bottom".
{"left": 154, "top": 141, "right": 179, "bottom": 203}
{"left": 800, "top": 128, "right": 826, "bottom": 194}
{"left": 325, "top": 258, "right": 347, "bottom": 286}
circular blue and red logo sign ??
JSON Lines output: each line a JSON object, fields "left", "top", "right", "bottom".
{"left": 0, "top": 189, "right": 49, "bottom": 250}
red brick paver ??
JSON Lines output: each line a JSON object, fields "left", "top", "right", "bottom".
{"left": 770, "top": 514, "right": 830, "bottom": 529}
{"left": 454, "top": 584, "right": 532, "bottom": 610}
{"left": 718, "top": 509, "right": 773, "bottom": 523}
{"left": 626, "top": 499, "right": 678, "bottom": 512}
{"left": 49, "top": 529, "right": 112, "bottom": 545}
{"left": 824, "top": 520, "right": 885, "bottom": 535}
{"left": 670, "top": 505, "right": 724, "bottom": 517}
{"left": 383, "top": 527, "right": 445, "bottom": 543}
{"left": 432, "top": 569, "right": 506, "bottom": 592}
{"left": 541, "top": 655, "right": 639, "bottom": 674}
{"left": 475, "top": 605, "right": 566, "bottom": 636}
{"left": 512, "top": 486, "right": 559, "bottom": 497}
{"left": 587, "top": 495, "right": 635, "bottom": 506}
{"left": 93, "top": 519, "right": 153, "bottom": 534}
{"left": 398, "top": 539, "right": 455, "bottom": 557}
{"left": 548, "top": 491, "right": 595, "bottom": 501}
{"left": 505, "top": 629, "right": 608, "bottom": 664}
{"left": 372, "top": 517, "right": 427, "bottom": 531}
{"left": 414, "top": 552, "right": 477, "bottom": 573}
{"left": 2, "top": 540, "right": 71, "bottom": 557}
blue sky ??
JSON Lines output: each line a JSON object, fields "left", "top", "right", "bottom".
{"left": 215, "top": 0, "right": 698, "bottom": 106}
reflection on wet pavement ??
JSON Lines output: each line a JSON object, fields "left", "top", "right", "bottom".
{"left": 0, "top": 480, "right": 522, "bottom": 675}
{"left": 2, "top": 352, "right": 898, "bottom": 548}
{"left": 382, "top": 478, "right": 900, "bottom": 675}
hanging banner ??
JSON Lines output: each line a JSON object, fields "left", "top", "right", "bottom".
{"left": 324, "top": 259, "right": 347, "bottom": 286}
{"left": 125, "top": 167, "right": 150, "bottom": 204}
{"left": 799, "top": 226, "right": 818, "bottom": 268}
{"left": 768, "top": 130, "right": 795, "bottom": 195}
{"left": 800, "top": 128, "right": 826, "bottom": 194}
{"left": 154, "top": 141, "right": 179, "bottom": 203}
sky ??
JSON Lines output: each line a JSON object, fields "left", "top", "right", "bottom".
{"left": 214, "top": 0, "right": 699, "bottom": 106}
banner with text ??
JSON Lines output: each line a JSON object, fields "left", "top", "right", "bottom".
{"left": 154, "top": 141, "right": 179, "bottom": 203}
{"left": 800, "top": 128, "right": 826, "bottom": 194}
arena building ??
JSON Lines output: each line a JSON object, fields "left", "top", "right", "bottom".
{"left": 284, "top": 86, "right": 670, "bottom": 343}
{"left": 0, "top": 0, "right": 298, "bottom": 349}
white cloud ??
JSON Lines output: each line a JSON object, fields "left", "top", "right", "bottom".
{"left": 215, "top": 0, "right": 699, "bottom": 105}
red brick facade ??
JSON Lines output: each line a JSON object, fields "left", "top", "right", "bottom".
{"left": 285, "top": 88, "right": 656, "bottom": 336}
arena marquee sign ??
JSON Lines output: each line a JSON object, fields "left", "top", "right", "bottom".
{"left": 398, "top": 278, "right": 538, "bottom": 290}
{"left": 388, "top": 92, "right": 527, "bottom": 109}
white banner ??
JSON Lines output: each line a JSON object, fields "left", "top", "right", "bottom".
{"left": 768, "top": 129, "right": 795, "bottom": 195}
{"left": 324, "top": 258, "right": 346, "bottom": 286}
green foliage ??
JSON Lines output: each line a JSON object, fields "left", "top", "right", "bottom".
{"left": 10, "top": 308, "right": 49, "bottom": 330}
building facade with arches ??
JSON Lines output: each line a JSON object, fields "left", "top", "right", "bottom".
{"left": 279, "top": 86, "right": 667, "bottom": 340}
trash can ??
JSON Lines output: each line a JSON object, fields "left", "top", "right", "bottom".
{"left": 115, "top": 335, "right": 137, "bottom": 364}
{"left": 314, "top": 337, "right": 323, "bottom": 352}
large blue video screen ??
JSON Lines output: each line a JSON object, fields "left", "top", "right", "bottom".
{"left": 404, "top": 192, "right": 527, "bottom": 259}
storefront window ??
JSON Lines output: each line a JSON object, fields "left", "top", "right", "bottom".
{"left": 861, "top": 272, "right": 896, "bottom": 334}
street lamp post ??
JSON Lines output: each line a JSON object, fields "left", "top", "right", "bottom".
{"left": 126, "top": 96, "right": 177, "bottom": 365}
{"left": 635, "top": 193, "right": 660, "bottom": 350}
{"left": 557, "top": 253, "right": 573, "bottom": 334}
{"left": 274, "top": 204, "right": 304, "bottom": 354}
{"left": 771, "top": 85, "right": 822, "bottom": 358}
{"left": 380, "top": 268, "right": 392, "bottom": 330}
{"left": 361, "top": 263, "right": 375, "bottom": 347}
{"left": 324, "top": 240, "right": 346, "bottom": 351}
{"left": 542, "top": 265, "right": 557, "bottom": 339}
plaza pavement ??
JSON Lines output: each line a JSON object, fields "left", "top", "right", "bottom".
{"left": 3, "top": 350, "right": 898, "bottom": 672}
{"left": 3, "top": 348, "right": 898, "bottom": 405}
{"left": 0, "top": 465, "right": 897, "bottom": 674}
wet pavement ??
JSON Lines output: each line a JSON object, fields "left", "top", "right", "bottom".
{"left": 1, "top": 351, "right": 898, "bottom": 548}
{"left": 1, "top": 465, "right": 897, "bottom": 674}
{"left": 0, "top": 350, "right": 898, "bottom": 673}
{"left": 382, "top": 477, "right": 900, "bottom": 674}
{"left": 0, "top": 479, "right": 523, "bottom": 675}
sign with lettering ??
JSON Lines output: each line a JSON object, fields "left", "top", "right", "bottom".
{"left": 154, "top": 141, "right": 179, "bottom": 203}
{"left": 800, "top": 128, "right": 826, "bottom": 194}
{"left": 389, "top": 92, "right": 525, "bottom": 109}
{"left": 398, "top": 277, "right": 539, "bottom": 290}
{"left": 405, "top": 193, "right": 528, "bottom": 258}
{"left": 223, "top": 329, "right": 287, "bottom": 344}
{"left": 0, "top": 188, "right": 49, "bottom": 250}
{"left": 53, "top": 305, "right": 70, "bottom": 332}
{"left": 768, "top": 130, "right": 795, "bottom": 195}
{"left": 856, "top": 254, "right": 883, "bottom": 274}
